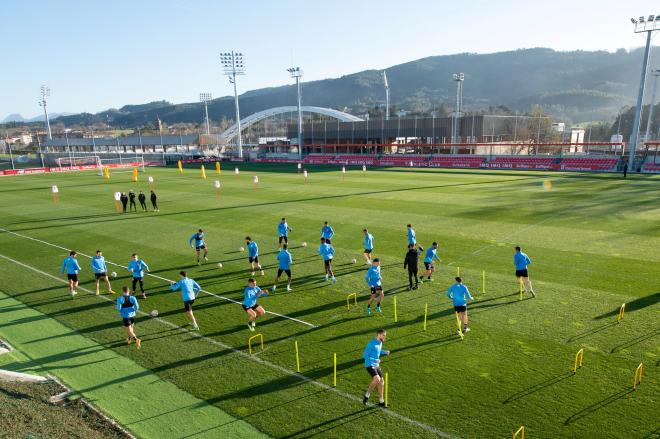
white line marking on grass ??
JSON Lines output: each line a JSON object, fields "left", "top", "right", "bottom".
{"left": 0, "top": 227, "right": 316, "bottom": 328}
{"left": 0, "top": 252, "right": 457, "bottom": 439}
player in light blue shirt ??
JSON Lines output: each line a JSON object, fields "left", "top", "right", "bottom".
{"left": 321, "top": 221, "right": 335, "bottom": 240}
{"left": 277, "top": 218, "right": 292, "bottom": 248}
{"left": 116, "top": 286, "right": 141, "bottom": 348}
{"left": 447, "top": 277, "right": 474, "bottom": 333}
{"left": 420, "top": 242, "right": 441, "bottom": 284}
{"left": 245, "top": 236, "right": 264, "bottom": 276}
{"left": 514, "top": 246, "right": 535, "bottom": 297}
{"left": 189, "top": 229, "right": 208, "bottom": 265}
{"left": 61, "top": 250, "right": 82, "bottom": 297}
{"left": 362, "top": 228, "right": 375, "bottom": 264}
{"left": 362, "top": 328, "right": 390, "bottom": 407}
{"left": 127, "top": 253, "right": 150, "bottom": 299}
{"left": 365, "top": 258, "right": 383, "bottom": 315}
{"left": 243, "top": 278, "right": 269, "bottom": 331}
{"left": 91, "top": 250, "right": 114, "bottom": 295}
{"left": 273, "top": 243, "right": 293, "bottom": 292}
{"left": 170, "top": 271, "right": 202, "bottom": 330}
{"left": 406, "top": 224, "right": 416, "bottom": 246}
{"left": 318, "top": 238, "right": 337, "bottom": 283}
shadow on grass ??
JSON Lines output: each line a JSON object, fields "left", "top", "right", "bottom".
{"left": 610, "top": 328, "right": 660, "bottom": 353}
{"left": 566, "top": 321, "right": 618, "bottom": 343}
{"left": 594, "top": 292, "right": 660, "bottom": 320}
{"left": 563, "top": 388, "right": 634, "bottom": 425}
{"left": 279, "top": 407, "right": 376, "bottom": 438}
{"left": 502, "top": 371, "right": 574, "bottom": 404}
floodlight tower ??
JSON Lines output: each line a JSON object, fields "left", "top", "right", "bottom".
{"left": 39, "top": 85, "right": 52, "bottom": 140}
{"left": 628, "top": 15, "right": 660, "bottom": 172}
{"left": 382, "top": 70, "right": 390, "bottom": 120}
{"left": 643, "top": 69, "right": 660, "bottom": 142}
{"left": 199, "top": 92, "right": 212, "bottom": 136}
{"left": 287, "top": 67, "right": 304, "bottom": 158}
{"left": 452, "top": 73, "right": 465, "bottom": 150}
{"left": 220, "top": 51, "right": 246, "bottom": 158}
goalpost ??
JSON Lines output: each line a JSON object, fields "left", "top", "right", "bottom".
{"left": 56, "top": 155, "right": 101, "bottom": 169}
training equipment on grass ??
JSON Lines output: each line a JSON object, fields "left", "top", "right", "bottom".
{"left": 301, "top": 242, "right": 307, "bottom": 247}
{"left": 572, "top": 348, "right": 584, "bottom": 373}
{"left": 148, "top": 175, "right": 154, "bottom": 190}
{"left": 455, "top": 312, "right": 464, "bottom": 340}
{"left": 351, "top": 258, "right": 357, "bottom": 264}
{"left": 513, "top": 426, "right": 525, "bottom": 439}
{"left": 201, "top": 165, "right": 207, "bottom": 180}
{"left": 235, "top": 167, "right": 239, "bottom": 175}
{"left": 341, "top": 166, "right": 346, "bottom": 181}
{"left": 297, "top": 162, "right": 302, "bottom": 172}
{"left": 333, "top": 352, "right": 337, "bottom": 387}
{"left": 253, "top": 175, "right": 259, "bottom": 190}
{"left": 248, "top": 333, "right": 264, "bottom": 354}
{"left": 239, "top": 246, "right": 245, "bottom": 252}
{"left": 103, "top": 166, "right": 110, "bottom": 179}
{"left": 393, "top": 296, "right": 398, "bottom": 323}
{"left": 385, "top": 371, "right": 389, "bottom": 407}
{"left": 150, "top": 310, "right": 159, "bottom": 317}
{"left": 617, "top": 303, "right": 625, "bottom": 323}
{"left": 216, "top": 161, "right": 221, "bottom": 174}
{"left": 346, "top": 293, "right": 357, "bottom": 310}
{"left": 362, "top": 164, "right": 366, "bottom": 173}
{"left": 216, "top": 262, "right": 223, "bottom": 268}
{"left": 303, "top": 169, "right": 308, "bottom": 183}
{"left": 633, "top": 363, "right": 644, "bottom": 390}
{"left": 457, "top": 266, "right": 460, "bottom": 277}
{"left": 423, "top": 303, "right": 428, "bottom": 331}
{"left": 294, "top": 340, "right": 300, "bottom": 372}
{"left": 482, "top": 270, "right": 486, "bottom": 295}
{"left": 177, "top": 160, "right": 183, "bottom": 173}
{"left": 51, "top": 185, "right": 59, "bottom": 204}
{"left": 132, "top": 167, "right": 138, "bottom": 182}
{"left": 111, "top": 272, "right": 117, "bottom": 278}
{"left": 113, "top": 192, "right": 122, "bottom": 212}
{"left": 519, "top": 278, "right": 523, "bottom": 301}
{"left": 214, "top": 180, "right": 221, "bottom": 198}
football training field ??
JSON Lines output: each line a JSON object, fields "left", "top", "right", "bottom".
{"left": 0, "top": 164, "right": 657, "bottom": 438}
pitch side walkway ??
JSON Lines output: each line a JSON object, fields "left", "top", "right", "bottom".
{"left": 0, "top": 291, "right": 267, "bottom": 439}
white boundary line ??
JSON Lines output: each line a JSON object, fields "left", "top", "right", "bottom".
{"left": 0, "top": 227, "right": 317, "bottom": 328}
{"left": 0, "top": 252, "right": 457, "bottom": 439}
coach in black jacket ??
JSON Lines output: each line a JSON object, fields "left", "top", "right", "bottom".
{"left": 403, "top": 244, "right": 423, "bottom": 290}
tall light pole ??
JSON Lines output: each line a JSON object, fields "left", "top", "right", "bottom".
{"left": 287, "top": 67, "right": 304, "bottom": 158}
{"left": 199, "top": 93, "right": 212, "bottom": 136}
{"left": 382, "top": 70, "right": 390, "bottom": 120}
{"left": 628, "top": 15, "right": 659, "bottom": 172}
{"left": 452, "top": 73, "right": 465, "bottom": 152}
{"left": 220, "top": 51, "right": 246, "bottom": 158}
{"left": 39, "top": 85, "right": 52, "bottom": 140}
{"left": 643, "top": 69, "right": 660, "bottom": 142}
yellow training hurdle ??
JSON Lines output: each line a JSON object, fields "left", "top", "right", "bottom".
{"left": 248, "top": 333, "right": 264, "bottom": 354}
{"left": 572, "top": 348, "right": 584, "bottom": 373}
{"left": 346, "top": 293, "right": 357, "bottom": 310}
{"left": 617, "top": 303, "right": 625, "bottom": 323}
{"left": 513, "top": 425, "right": 525, "bottom": 439}
{"left": 633, "top": 363, "right": 644, "bottom": 390}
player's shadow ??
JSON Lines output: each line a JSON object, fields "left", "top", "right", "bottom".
{"left": 563, "top": 388, "right": 634, "bottom": 425}
{"left": 610, "top": 328, "right": 660, "bottom": 353}
{"left": 566, "top": 321, "right": 618, "bottom": 343}
{"left": 593, "top": 292, "right": 659, "bottom": 320}
{"left": 502, "top": 371, "right": 574, "bottom": 404}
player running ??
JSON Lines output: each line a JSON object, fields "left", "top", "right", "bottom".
{"left": 246, "top": 236, "right": 264, "bottom": 276}
{"left": 277, "top": 218, "right": 292, "bottom": 247}
{"left": 321, "top": 221, "right": 335, "bottom": 240}
{"left": 243, "top": 278, "right": 269, "bottom": 332}
{"left": 318, "top": 238, "right": 336, "bottom": 283}
{"left": 447, "top": 277, "right": 474, "bottom": 334}
{"left": 514, "top": 246, "right": 535, "bottom": 298}
{"left": 406, "top": 224, "right": 416, "bottom": 247}
{"left": 365, "top": 258, "right": 383, "bottom": 315}
{"left": 116, "top": 286, "right": 141, "bottom": 348}
{"left": 362, "top": 328, "right": 390, "bottom": 406}
{"left": 189, "top": 229, "right": 208, "bottom": 265}
{"left": 128, "top": 253, "right": 149, "bottom": 299}
{"left": 91, "top": 250, "right": 114, "bottom": 295}
{"left": 403, "top": 243, "right": 423, "bottom": 290}
{"left": 363, "top": 228, "right": 374, "bottom": 265}
{"left": 273, "top": 243, "right": 293, "bottom": 292}
{"left": 420, "top": 242, "right": 441, "bottom": 284}
{"left": 60, "top": 250, "right": 81, "bottom": 297}
{"left": 170, "top": 271, "right": 201, "bottom": 330}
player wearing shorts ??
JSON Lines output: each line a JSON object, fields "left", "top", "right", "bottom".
{"left": 420, "top": 242, "right": 440, "bottom": 283}
{"left": 447, "top": 277, "right": 474, "bottom": 334}
{"left": 318, "top": 238, "right": 336, "bottom": 283}
{"left": 170, "top": 271, "right": 201, "bottom": 330}
{"left": 60, "top": 250, "right": 81, "bottom": 297}
{"left": 273, "top": 244, "right": 293, "bottom": 292}
{"left": 128, "top": 253, "right": 149, "bottom": 299}
{"left": 243, "top": 278, "right": 269, "bottom": 332}
{"left": 189, "top": 229, "right": 208, "bottom": 265}
{"left": 116, "top": 286, "right": 141, "bottom": 348}
{"left": 514, "top": 246, "right": 535, "bottom": 297}
{"left": 362, "top": 328, "right": 390, "bottom": 406}
{"left": 91, "top": 250, "right": 114, "bottom": 295}
{"left": 277, "top": 218, "right": 292, "bottom": 247}
{"left": 363, "top": 228, "right": 374, "bottom": 265}
{"left": 365, "top": 258, "right": 383, "bottom": 315}
{"left": 246, "top": 237, "right": 264, "bottom": 276}
{"left": 406, "top": 224, "right": 416, "bottom": 247}
{"left": 321, "top": 221, "right": 335, "bottom": 240}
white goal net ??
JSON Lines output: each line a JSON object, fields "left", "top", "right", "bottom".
{"left": 56, "top": 156, "right": 101, "bottom": 168}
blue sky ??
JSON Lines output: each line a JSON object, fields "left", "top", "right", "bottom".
{"left": 1, "top": 0, "right": 656, "bottom": 118}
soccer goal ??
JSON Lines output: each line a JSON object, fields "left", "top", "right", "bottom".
{"left": 56, "top": 155, "right": 101, "bottom": 169}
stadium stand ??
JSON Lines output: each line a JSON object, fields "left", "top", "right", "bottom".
{"left": 487, "top": 156, "right": 556, "bottom": 170}
{"left": 643, "top": 162, "right": 660, "bottom": 173}
{"left": 558, "top": 157, "right": 618, "bottom": 171}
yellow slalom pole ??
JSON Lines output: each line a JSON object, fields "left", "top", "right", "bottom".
{"left": 131, "top": 167, "right": 138, "bottom": 182}
{"left": 393, "top": 296, "right": 398, "bottom": 323}
{"left": 333, "top": 353, "right": 337, "bottom": 387}
{"left": 455, "top": 312, "right": 464, "bottom": 340}
{"left": 295, "top": 340, "right": 300, "bottom": 372}
{"left": 201, "top": 164, "right": 207, "bottom": 179}
{"left": 215, "top": 161, "right": 221, "bottom": 174}
{"left": 423, "top": 303, "right": 428, "bottom": 331}
{"left": 457, "top": 266, "right": 460, "bottom": 277}
{"left": 519, "top": 277, "right": 523, "bottom": 301}
{"left": 177, "top": 160, "right": 183, "bottom": 174}
{"left": 384, "top": 372, "right": 389, "bottom": 407}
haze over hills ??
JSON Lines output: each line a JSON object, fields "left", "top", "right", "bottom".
{"left": 2, "top": 112, "right": 73, "bottom": 124}
{"left": 6, "top": 47, "right": 658, "bottom": 128}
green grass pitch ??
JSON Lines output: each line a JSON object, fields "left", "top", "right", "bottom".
{"left": 0, "top": 164, "right": 658, "bottom": 438}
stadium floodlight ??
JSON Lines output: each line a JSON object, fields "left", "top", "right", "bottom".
{"left": 287, "top": 67, "right": 304, "bottom": 158}
{"left": 199, "top": 92, "right": 212, "bottom": 136}
{"left": 627, "top": 14, "right": 660, "bottom": 172}
{"left": 38, "top": 85, "right": 52, "bottom": 140}
{"left": 631, "top": 18, "right": 637, "bottom": 24}
{"left": 451, "top": 73, "right": 465, "bottom": 149}
{"left": 382, "top": 71, "right": 390, "bottom": 120}
{"left": 220, "top": 51, "right": 246, "bottom": 158}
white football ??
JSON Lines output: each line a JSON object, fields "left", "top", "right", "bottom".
{"left": 217, "top": 262, "right": 223, "bottom": 268}
{"left": 239, "top": 246, "right": 245, "bottom": 252}
{"left": 150, "top": 309, "right": 159, "bottom": 317}
{"left": 111, "top": 272, "right": 117, "bottom": 278}
{"left": 301, "top": 242, "right": 307, "bottom": 247}
{"left": 351, "top": 258, "right": 357, "bottom": 264}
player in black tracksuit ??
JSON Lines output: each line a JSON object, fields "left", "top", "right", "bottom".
{"left": 150, "top": 190, "right": 159, "bottom": 212}
{"left": 138, "top": 191, "right": 147, "bottom": 211}
{"left": 120, "top": 192, "right": 129, "bottom": 213}
{"left": 403, "top": 243, "right": 423, "bottom": 290}
{"left": 128, "top": 190, "right": 137, "bottom": 212}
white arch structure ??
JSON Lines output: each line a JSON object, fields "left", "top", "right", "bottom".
{"left": 219, "top": 106, "right": 363, "bottom": 143}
